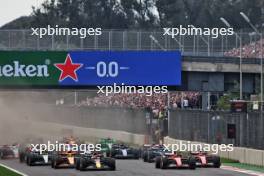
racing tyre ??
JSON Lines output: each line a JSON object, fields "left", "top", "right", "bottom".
{"left": 79, "top": 158, "right": 85, "bottom": 171}
{"left": 75, "top": 158, "right": 80, "bottom": 170}
{"left": 212, "top": 156, "right": 221, "bottom": 168}
{"left": 53, "top": 160, "right": 59, "bottom": 169}
{"left": 188, "top": 156, "right": 196, "bottom": 170}
{"left": 19, "top": 152, "right": 25, "bottom": 163}
{"left": 155, "top": 156, "right": 161, "bottom": 168}
{"left": 107, "top": 158, "right": 116, "bottom": 171}
{"left": 133, "top": 150, "right": 140, "bottom": 159}
{"left": 26, "top": 156, "right": 33, "bottom": 166}
{"left": 147, "top": 151, "right": 153, "bottom": 163}
{"left": 51, "top": 160, "right": 54, "bottom": 168}
{"left": 160, "top": 157, "right": 168, "bottom": 169}
{"left": 0, "top": 152, "right": 3, "bottom": 160}
{"left": 142, "top": 152, "right": 147, "bottom": 162}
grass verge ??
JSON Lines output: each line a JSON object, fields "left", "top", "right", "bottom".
{"left": 221, "top": 158, "right": 264, "bottom": 173}
{"left": 0, "top": 165, "right": 22, "bottom": 176}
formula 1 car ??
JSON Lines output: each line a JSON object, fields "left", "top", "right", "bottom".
{"left": 18, "top": 144, "right": 52, "bottom": 166}
{"left": 25, "top": 150, "right": 52, "bottom": 166}
{"left": 190, "top": 152, "right": 221, "bottom": 168}
{"left": 51, "top": 151, "right": 77, "bottom": 169}
{"left": 110, "top": 144, "right": 140, "bottom": 159}
{"left": 155, "top": 152, "right": 196, "bottom": 169}
{"left": 140, "top": 144, "right": 152, "bottom": 157}
{"left": 75, "top": 152, "right": 116, "bottom": 171}
{"left": 0, "top": 145, "right": 19, "bottom": 159}
{"left": 18, "top": 145, "right": 31, "bottom": 163}
{"left": 99, "top": 138, "right": 115, "bottom": 157}
{"left": 51, "top": 137, "right": 79, "bottom": 169}
{"left": 142, "top": 144, "right": 165, "bottom": 162}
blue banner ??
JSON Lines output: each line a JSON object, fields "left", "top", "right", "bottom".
{"left": 56, "top": 51, "right": 181, "bottom": 86}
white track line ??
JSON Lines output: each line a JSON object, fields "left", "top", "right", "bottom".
{"left": 221, "top": 165, "right": 264, "bottom": 176}
{"left": 0, "top": 163, "right": 28, "bottom": 176}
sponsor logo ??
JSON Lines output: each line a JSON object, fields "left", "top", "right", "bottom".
{"left": 54, "top": 54, "right": 83, "bottom": 82}
{"left": 0, "top": 61, "right": 49, "bottom": 77}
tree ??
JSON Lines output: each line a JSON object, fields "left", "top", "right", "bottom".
{"left": 1, "top": 0, "right": 263, "bottom": 30}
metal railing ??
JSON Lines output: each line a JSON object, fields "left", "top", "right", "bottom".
{"left": 0, "top": 29, "right": 261, "bottom": 56}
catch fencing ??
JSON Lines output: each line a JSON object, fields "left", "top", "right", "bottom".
{"left": 168, "top": 109, "right": 264, "bottom": 150}
{"left": 0, "top": 29, "right": 261, "bottom": 56}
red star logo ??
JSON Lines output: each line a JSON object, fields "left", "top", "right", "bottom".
{"left": 54, "top": 54, "right": 83, "bottom": 82}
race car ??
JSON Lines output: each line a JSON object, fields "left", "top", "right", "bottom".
{"left": 110, "top": 144, "right": 140, "bottom": 159}
{"left": 155, "top": 152, "right": 196, "bottom": 169}
{"left": 18, "top": 144, "right": 52, "bottom": 166}
{"left": 99, "top": 138, "right": 115, "bottom": 157}
{"left": 0, "top": 144, "right": 19, "bottom": 159}
{"left": 51, "top": 151, "right": 77, "bottom": 169}
{"left": 190, "top": 151, "right": 221, "bottom": 168}
{"left": 140, "top": 144, "right": 152, "bottom": 157}
{"left": 75, "top": 151, "right": 116, "bottom": 171}
{"left": 25, "top": 150, "right": 52, "bottom": 166}
{"left": 18, "top": 145, "right": 31, "bottom": 163}
{"left": 51, "top": 137, "right": 79, "bottom": 169}
{"left": 18, "top": 138, "right": 45, "bottom": 163}
{"left": 142, "top": 144, "right": 165, "bottom": 163}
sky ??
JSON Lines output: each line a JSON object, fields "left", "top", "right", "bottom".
{"left": 0, "top": 0, "right": 45, "bottom": 27}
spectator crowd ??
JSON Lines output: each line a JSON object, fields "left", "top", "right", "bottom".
{"left": 77, "top": 92, "right": 201, "bottom": 112}
{"left": 225, "top": 38, "right": 264, "bottom": 58}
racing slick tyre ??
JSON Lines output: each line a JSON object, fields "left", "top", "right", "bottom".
{"left": 133, "top": 150, "right": 140, "bottom": 159}
{"left": 142, "top": 152, "right": 147, "bottom": 162}
{"left": 19, "top": 152, "right": 25, "bottom": 163}
{"left": 75, "top": 158, "right": 80, "bottom": 170}
{"left": 26, "top": 156, "right": 33, "bottom": 166}
{"left": 79, "top": 158, "right": 86, "bottom": 171}
{"left": 51, "top": 159, "right": 54, "bottom": 168}
{"left": 147, "top": 151, "right": 153, "bottom": 163}
{"left": 155, "top": 156, "right": 161, "bottom": 168}
{"left": 188, "top": 156, "right": 196, "bottom": 170}
{"left": 212, "top": 156, "right": 221, "bottom": 168}
{"left": 104, "top": 158, "right": 116, "bottom": 171}
{"left": 0, "top": 152, "right": 3, "bottom": 160}
{"left": 160, "top": 157, "right": 168, "bottom": 169}
{"left": 52, "top": 159, "right": 59, "bottom": 169}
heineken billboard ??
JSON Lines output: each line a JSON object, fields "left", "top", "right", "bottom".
{"left": 0, "top": 51, "right": 181, "bottom": 88}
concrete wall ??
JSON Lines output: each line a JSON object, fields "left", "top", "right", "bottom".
{"left": 28, "top": 121, "right": 146, "bottom": 145}
{"left": 7, "top": 102, "right": 148, "bottom": 135}
{"left": 182, "top": 61, "right": 260, "bottom": 73}
{"left": 185, "top": 71, "right": 255, "bottom": 93}
{"left": 169, "top": 109, "right": 264, "bottom": 149}
{"left": 164, "top": 137, "right": 264, "bottom": 167}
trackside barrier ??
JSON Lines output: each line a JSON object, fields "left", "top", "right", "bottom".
{"left": 11, "top": 120, "right": 145, "bottom": 146}
{"left": 164, "top": 137, "right": 264, "bottom": 167}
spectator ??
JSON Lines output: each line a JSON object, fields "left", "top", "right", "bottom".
{"left": 77, "top": 92, "right": 201, "bottom": 111}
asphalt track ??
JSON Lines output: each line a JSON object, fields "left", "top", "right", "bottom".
{"left": 0, "top": 159, "right": 252, "bottom": 176}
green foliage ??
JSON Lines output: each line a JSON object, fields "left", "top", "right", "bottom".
{"left": 217, "top": 92, "right": 240, "bottom": 110}
{"left": 1, "top": 0, "right": 264, "bottom": 30}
